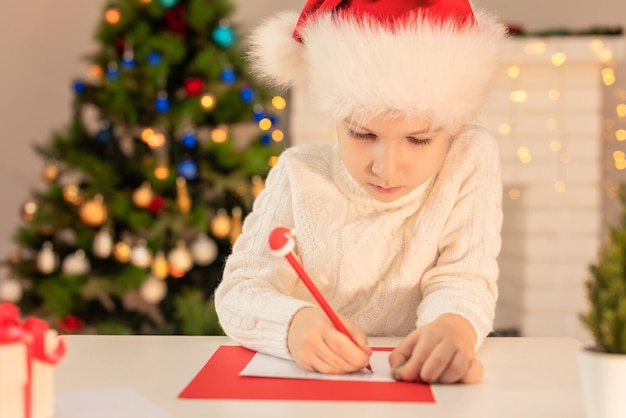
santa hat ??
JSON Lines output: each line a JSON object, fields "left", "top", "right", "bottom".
{"left": 247, "top": 0, "right": 508, "bottom": 131}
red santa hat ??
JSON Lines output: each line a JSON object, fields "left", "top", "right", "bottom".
{"left": 247, "top": 0, "right": 508, "bottom": 131}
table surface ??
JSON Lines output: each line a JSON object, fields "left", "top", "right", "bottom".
{"left": 55, "top": 336, "right": 585, "bottom": 418}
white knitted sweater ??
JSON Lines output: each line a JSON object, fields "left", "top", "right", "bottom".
{"left": 215, "top": 125, "right": 502, "bottom": 359}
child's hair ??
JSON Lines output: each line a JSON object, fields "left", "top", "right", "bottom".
{"left": 246, "top": 0, "right": 509, "bottom": 132}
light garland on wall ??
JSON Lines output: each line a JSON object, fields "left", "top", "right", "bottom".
{"left": 494, "top": 37, "right": 625, "bottom": 202}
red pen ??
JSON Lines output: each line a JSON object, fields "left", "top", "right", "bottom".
{"left": 269, "top": 226, "right": 372, "bottom": 372}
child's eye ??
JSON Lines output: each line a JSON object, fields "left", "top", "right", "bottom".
{"left": 348, "top": 129, "right": 377, "bottom": 140}
{"left": 408, "top": 137, "right": 433, "bottom": 146}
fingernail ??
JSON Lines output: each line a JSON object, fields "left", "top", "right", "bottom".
{"left": 393, "top": 370, "right": 403, "bottom": 381}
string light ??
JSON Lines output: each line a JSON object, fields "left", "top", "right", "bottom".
{"left": 551, "top": 52, "right": 567, "bottom": 67}
{"left": 200, "top": 93, "right": 216, "bottom": 110}
{"left": 272, "top": 96, "right": 287, "bottom": 110}
{"left": 271, "top": 130, "right": 284, "bottom": 142}
{"left": 211, "top": 126, "right": 228, "bottom": 143}
{"left": 258, "top": 118, "right": 272, "bottom": 131}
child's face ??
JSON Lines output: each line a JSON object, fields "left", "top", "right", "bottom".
{"left": 337, "top": 114, "right": 452, "bottom": 203}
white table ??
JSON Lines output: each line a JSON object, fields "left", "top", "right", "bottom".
{"left": 55, "top": 336, "right": 585, "bottom": 418}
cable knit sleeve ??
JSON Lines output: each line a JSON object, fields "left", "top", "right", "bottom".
{"left": 214, "top": 149, "right": 315, "bottom": 359}
{"left": 416, "top": 128, "right": 503, "bottom": 351}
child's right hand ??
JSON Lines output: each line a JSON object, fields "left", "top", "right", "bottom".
{"left": 287, "top": 307, "right": 372, "bottom": 374}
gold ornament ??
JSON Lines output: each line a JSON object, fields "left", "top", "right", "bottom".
{"left": 230, "top": 207, "right": 242, "bottom": 244}
{"left": 62, "top": 184, "right": 82, "bottom": 205}
{"left": 210, "top": 209, "right": 231, "bottom": 239}
{"left": 130, "top": 239, "right": 153, "bottom": 268}
{"left": 79, "top": 194, "right": 108, "bottom": 227}
{"left": 132, "top": 182, "right": 154, "bottom": 208}
{"left": 21, "top": 199, "right": 39, "bottom": 222}
{"left": 176, "top": 177, "right": 191, "bottom": 214}
{"left": 167, "top": 240, "right": 193, "bottom": 273}
{"left": 113, "top": 241, "right": 132, "bottom": 263}
{"left": 42, "top": 159, "right": 60, "bottom": 183}
{"left": 251, "top": 175, "right": 265, "bottom": 198}
{"left": 36, "top": 241, "right": 57, "bottom": 274}
{"left": 151, "top": 251, "right": 169, "bottom": 279}
{"left": 61, "top": 249, "right": 91, "bottom": 275}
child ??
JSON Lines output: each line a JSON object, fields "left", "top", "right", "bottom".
{"left": 215, "top": 0, "right": 508, "bottom": 384}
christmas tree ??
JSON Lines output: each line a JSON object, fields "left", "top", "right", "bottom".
{"left": 580, "top": 184, "right": 626, "bottom": 353}
{"left": 0, "top": 0, "right": 286, "bottom": 335}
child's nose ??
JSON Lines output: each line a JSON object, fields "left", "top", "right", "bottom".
{"left": 371, "top": 143, "right": 401, "bottom": 180}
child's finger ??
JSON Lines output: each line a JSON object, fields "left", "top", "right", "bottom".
{"left": 341, "top": 317, "right": 372, "bottom": 354}
{"left": 460, "top": 358, "right": 484, "bottom": 384}
{"left": 324, "top": 328, "right": 371, "bottom": 370}
{"left": 388, "top": 330, "right": 419, "bottom": 369}
{"left": 419, "top": 340, "right": 456, "bottom": 382}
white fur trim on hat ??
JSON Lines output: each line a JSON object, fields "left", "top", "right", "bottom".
{"left": 247, "top": 9, "right": 508, "bottom": 131}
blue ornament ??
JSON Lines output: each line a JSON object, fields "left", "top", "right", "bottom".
{"left": 154, "top": 92, "right": 170, "bottom": 113}
{"left": 147, "top": 51, "right": 162, "bottom": 66}
{"left": 177, "top": 159, "right": 198, "bottom": 180}
{"left": 220, "top": 67, "right": 236, "bottom": 85}
{"left": 121, "top": 51, "right": 135, "bottom": 69}
{"left": 260, "top": 134, "right": 272, "bottom": 146}
{"left": 72, "top": 80, "right": 86, "bottom": 95}
{"left": 158, "top": 0, "right": 178, "bottom": 8}
{"left": 106, "top": 62, "right": 119, "bottom": 80}
{"left": 239, "top": 87, "right": 255, "bottom": 104}
{"left": 212, "top": 23, "right": 236, "bottom": 48}
{"left": 181, "top": 132, "right": 198, "bottom": 149}
{"left": 95, "top": 123, "right": 114, "bottom": 143}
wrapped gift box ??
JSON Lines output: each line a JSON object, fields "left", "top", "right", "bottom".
{"left": 0, "top": 302, "right": 66, "bottom": 418}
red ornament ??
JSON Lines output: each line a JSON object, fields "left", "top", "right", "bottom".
{"left": 184, "top": 77, "right": 205, "bottom": 96}
{"left": 148, "top": 196, "right": 165, "bottom": 215}
{"left": 57, "top": 314, "right": 85, "bottom": 333}
{"left": 114, "top": 38, "right": 126, "bottom": 56}
{"left": 164, "top": 4, "right": 187, "bottom": 37}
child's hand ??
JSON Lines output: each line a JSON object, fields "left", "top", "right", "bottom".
{"left": 287, "top": 307, "right": 372, "bottom": 374}
{"left": 389, "top": 313, "right": 484, "bottom": 384}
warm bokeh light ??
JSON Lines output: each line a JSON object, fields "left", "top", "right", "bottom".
{"left": 211, "top": 126, "right": 228, "bottom": 143}
{"left": 105, "top": 8, "right": 121, "bottom": 24}
{"left": 616, "top": 129, "right": 626, "bottom": 141}
{"left": 602, "top": 68, "right": 616, "bottom": 86}
{"left": 559, "top": 152, "right": 571, "bottom": 164}
{"left": 154, "top": 164, "right": 169, "bottom": 180}
{"left": 508, "top": 188, "right": 521, "bottom": 200}
{"left": 258, "top": 118, "right": 272, "bottom": 131}
{"left": 510, "top": 90, "right": 528, "bottom": 103}
{"left": 271, "top": 130, "right": 284, "bottom": 142}
{"left": 200, "top": 94, "right": 216, "bottom": 110}
{"left": 507, "top": 65, "right": 520, "bottom": 79}
{"left": 554, "top": 181, "right": 566, "bottom": 193}
{"left": 272, "top": 96, "right": 287, "bottom": 110}
{"left": 269, "top": 155, "right": 279, "bottom": 167}
{"left": 89, "top": 64, "right": 103, "bottom": 79}
{"left": 524, "top": 41, "right": 546, "bottom": 55}
{"left": 614, "top": 150, "right": 626, "bottom": 160}
{"left": 498, "top": 123, "right": 511, "bottom": 136}
{"left": 548, "top": 89, "right": 560, "bottom": 101}
{"left": 549, "top": 140, "right": 562, "bottom": 152}
{"left": 517, "top": 146, "right": 532, "bottom": 164}
{"left": 551, "top": 52, "right": 567, "bottom": 67}
{"left": 546, "top": 118, "right": 558, "bottom": 130}
{"left": 617, "top": 104, "right": 626, "bottom": 118}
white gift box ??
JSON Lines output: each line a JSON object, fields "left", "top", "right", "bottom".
{"left": 0, "top": 340, "right": 28, "bottom": 418}
{"left": 0, "top": 302, "right": 66, "bottom": 418}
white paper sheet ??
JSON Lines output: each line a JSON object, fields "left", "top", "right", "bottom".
{"left": 239, "top": 351, "right": 395, "bottom": 382}
{"left": 55, "top": 386, "right": 174, "bottom": 418}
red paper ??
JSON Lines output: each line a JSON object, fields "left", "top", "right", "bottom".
{"left": 178, "top": 346, "right": 435, "bottom": 403}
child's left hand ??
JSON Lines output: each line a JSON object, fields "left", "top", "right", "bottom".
{"left": 388, "top": 313, "right": 484, "bottom": 384}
